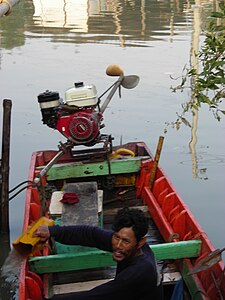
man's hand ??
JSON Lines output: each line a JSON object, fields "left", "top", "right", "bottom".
{"left": 33, "top": 225, "right": 50, "bottom": 242}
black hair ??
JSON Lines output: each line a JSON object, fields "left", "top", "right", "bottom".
{"left": 112, "top": 207, "right": 148, "bottom": 242}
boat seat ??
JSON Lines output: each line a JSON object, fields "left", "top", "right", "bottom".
{"left": 61, "top": 182, "right": 99, "bottom": 226}
{"left": 49, "top": 186, "right": 103, "bottom": 225}
{"left": 49, "top": 191, "right": 64, "bottom": 218}
{"left": 53, "top": 270, "right": 182, "bottom": 294}
{"left": 53, "top": 279, "right": 113, "bottom": 295}
{"left": 52, "top": 271, "right": 182, "bottom": 296}
{"left": 51, "top": 182, "right": 103, "bottom": 254}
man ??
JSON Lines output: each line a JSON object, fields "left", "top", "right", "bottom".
{"left": 33, "top": 207, "right": 163, "bottom": 299}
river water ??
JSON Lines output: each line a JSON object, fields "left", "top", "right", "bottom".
{"left": 0, "top": 0, "right": 225, "bottom": 283}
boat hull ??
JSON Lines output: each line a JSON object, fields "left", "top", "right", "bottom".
{"left": 17, "top": 142, "right": 225, "bottom": 300}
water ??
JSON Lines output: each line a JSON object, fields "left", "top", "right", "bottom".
{"left": 0, "top": 249, "right": 23, "bottom": 300}
{"left": 0, "top": 0, "right": 225, "bottom": 296}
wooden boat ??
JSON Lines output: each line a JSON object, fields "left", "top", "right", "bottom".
{"left": 15, "top": 65, "right": 224, "bottom": 299}
{"left": 16, "top": 141, "right": 225, "bottom": 300}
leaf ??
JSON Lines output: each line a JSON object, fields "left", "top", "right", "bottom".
{"left": 210, "top": 12, "right": 224, "bottom": 18}
{"left": 214, "top": 25, "right": 225, "bottom": 31}
{"left": 188, "top": 69, "right": 197, "bottom": 76}
{"left": 171, "top": 4, "right": 225, "bottom": 122}
{"left": 177, "top": 115, "right": 191, "bottom": 128}
{"left": 201, "top": 94, "right": 214, "bottom": 104}
{"left": 219, "top": 2, "right": 225, "bottom": 11}
{"left": 175, "top": 120, "right": 180, "bottom": 131}
{"left": 214, "top": 61, "right": 225, "bottom": 67}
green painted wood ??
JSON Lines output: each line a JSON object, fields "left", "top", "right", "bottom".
{"left": 29, "top": 240, "right": 201, "bottom": 274}
{"left": 37, "top": 157, "right": 145, "bottom": 180}
{"left": 55, "top": 243, "right": 98, "bottom": 254}
{"left": 151, "top": 240, "right": 202, "bottom": 260}
{"left": 29, "top": 249, "right": 115, "bottom": 274}
{"left": 181, "top": 259, "right": 206, "bottom": 300}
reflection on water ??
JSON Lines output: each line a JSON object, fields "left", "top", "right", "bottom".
{"left": 188, "top": 1, "right": 201, "bottom": 179}
{"left": 32, "top": 0, "right": 195, "bottom": 46}
{"left": 0, "top": 249, "right": 24, "bottom": 300}
{"left": 1, "top": 0, "right": 212, "bottom": 48}
{"left": 29, "top": 0, "right": 215, "bottom": 43}
{"left": 0, "top": 234, "right": 21, "bottom": 300}
{"left": 33, "top": 0, "right": 89, "bottom": 31}
{"left": 0, "top": 0, "right": 217, "bottom": 52}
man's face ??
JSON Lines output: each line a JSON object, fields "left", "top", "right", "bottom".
{"left": 112, "top": 227, "right": 140, "bottom": 262}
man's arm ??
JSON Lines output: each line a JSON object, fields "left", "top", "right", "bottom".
{"left": 33, "top": 224, "right": 113, "bottom": 252}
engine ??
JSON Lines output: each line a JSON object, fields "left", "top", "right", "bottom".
{"left": 37, "top": 82, "right": 103, "bottom": 146}
{"left": 37, "top": 66, "right": 140, "bottom": 148}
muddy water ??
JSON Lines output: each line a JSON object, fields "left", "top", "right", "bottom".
{"left": 0, "top": 0, "right": 225, "bottom": 297}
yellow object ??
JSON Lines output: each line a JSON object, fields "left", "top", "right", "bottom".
{"left": 115, "top": 175, "right": 136, "bottom": 186}
{"left": 106, "top": 64, "right": 124, "bottom": 76}
{"left": 0, "top": 0, "right": 13, "bottom": 15}
{"left": 109, "top": 148, "right": 135, "bottom": 160}
{"left": 13, "top": 217, "right": 54, "bottom": 257}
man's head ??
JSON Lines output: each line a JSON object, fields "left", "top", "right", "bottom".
{"left": 111, "top": 207, "right": 148, "bottom": 262}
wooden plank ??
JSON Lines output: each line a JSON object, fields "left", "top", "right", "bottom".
{"left": 181, "top": 258, "right": 207, "bottom": 300}
{"left": 151, "top": 240, "right": 201, "bottom": 260}
{"left": 36, "top": 157, "right": 148, "bottom": 181}
{"left": 104, "top": 205, "right": 149, "bottom": 217}
{"left": 29, "top": 240, "right": 201, "bottom": 274}
{"left": 53, "top": 279, "right": 112, "bottom": 294}
{"left": 61, "top": 182, "right": 99, "bottom": 226}
{"left": 53, "top": 272, "right": 183, "bottom": 295}
{"left": 29, "top": 249, "right": 115, "bottom": 274}
{"left": 55, "top": 182, "right": 100, "bottom": 254}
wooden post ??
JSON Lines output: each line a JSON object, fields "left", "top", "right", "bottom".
{"left": 0, "top": 233, "right": 10, "bottom": 267}
{"left": 149, "top": 136, "right": 164, "bottom": 190}
{"left": 0, "top": 99, "right": 12, "bottom": 234}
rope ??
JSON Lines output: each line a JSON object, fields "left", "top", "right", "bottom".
{"left": 0, "top": 0, "right": 13, "bottom": 16}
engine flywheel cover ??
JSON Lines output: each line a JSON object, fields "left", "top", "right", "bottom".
{"left": 69, "top": 116, "right": 94, "bottom": 141}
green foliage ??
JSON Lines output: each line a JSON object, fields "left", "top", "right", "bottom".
{"left": 170, "top": 2, "right": 225, "bottom": 128}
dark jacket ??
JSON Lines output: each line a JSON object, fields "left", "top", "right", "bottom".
{"left": 49, "top": 225, "right": 163, "bottom": 300}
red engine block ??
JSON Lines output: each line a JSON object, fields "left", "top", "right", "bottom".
{"left": 55, "top": 109, "right": 103, "bottom": 144}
